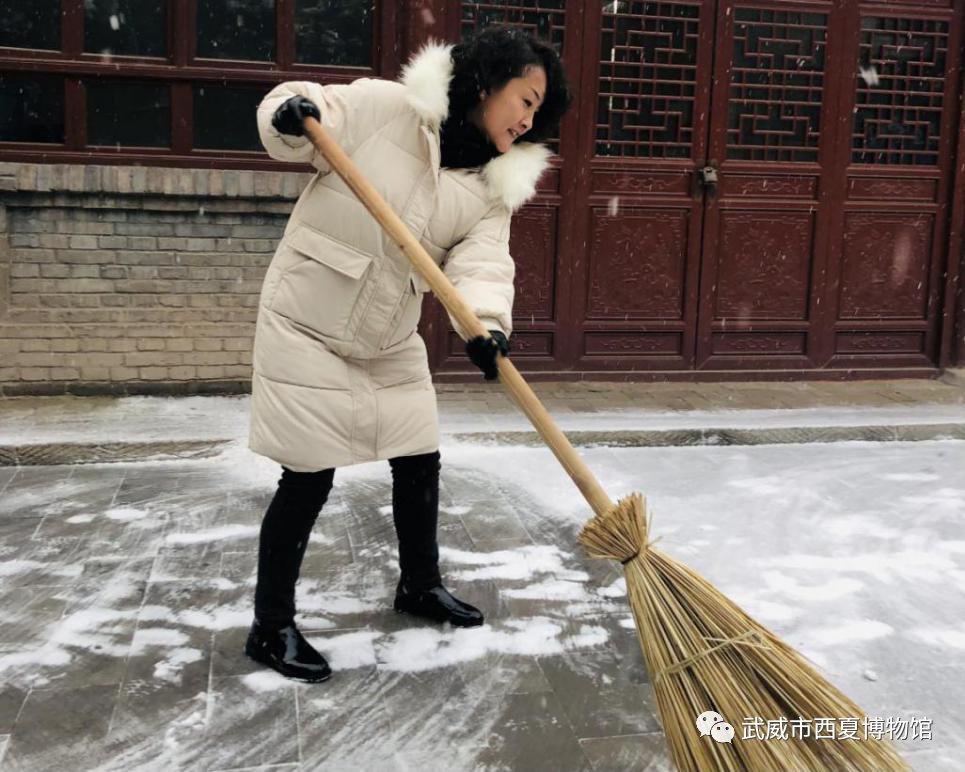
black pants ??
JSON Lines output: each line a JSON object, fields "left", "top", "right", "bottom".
{"left": 253, "top": 450, "right": 442, "bottom": 629}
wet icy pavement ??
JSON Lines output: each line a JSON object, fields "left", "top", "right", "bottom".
{"left": 1, "top": 437, "right": 963, "bottom": 771}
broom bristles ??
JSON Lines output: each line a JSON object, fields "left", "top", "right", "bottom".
{"left": 579, "top": 493, "right": 910, "bottom": 772}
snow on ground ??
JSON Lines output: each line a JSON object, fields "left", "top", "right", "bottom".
{"left": 0, "top": 419, "right": 963, "bottom": 768}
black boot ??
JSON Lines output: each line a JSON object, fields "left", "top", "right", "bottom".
{"left": 250, "top": 466, "right": 335, "bottom": 679}
{"left": 394, "top": 578, "right": 484, "bottom": 627}
{"left": 388, "top": 451, "right": 484, "bottom": 628}
{"left": 245, "top": 621, "right": 332, "bottom": 682}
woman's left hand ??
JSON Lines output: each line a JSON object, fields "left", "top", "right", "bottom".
{"left": 465, "top": 331, "right": 510, "bottom": 380}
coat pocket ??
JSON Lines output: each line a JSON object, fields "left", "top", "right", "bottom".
{"left": 270, "top": 225, "right": 374, "bottom": 341}
{"left": 381, "top": 280, "right": 424, "bottom": 351}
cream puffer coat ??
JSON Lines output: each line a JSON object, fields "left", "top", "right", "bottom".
{"left": 248, "top": 41, "right": 552, "bottom": 472}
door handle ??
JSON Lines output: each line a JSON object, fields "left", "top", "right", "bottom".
{"left": 698, "top": 165, "right": 719, "bottom": 197}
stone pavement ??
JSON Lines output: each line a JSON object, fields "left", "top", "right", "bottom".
{"left": 0, "top": 375, "right": 963, "bottom": 771}
{"left": 0, "top": 453, "right": 660, "bottom": 771}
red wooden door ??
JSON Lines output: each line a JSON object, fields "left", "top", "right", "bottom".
{"left": 563, "top": 1, "right": 718, "bottom": 375}
{"left": 426, "top": 0, "right": 963, "bottom": 380}
{"left": 697, "top": 1, "right": 836, "bottom": 370}
{"left": 821, "top": 2, "right": 962, "bottom": 371}
{"left": 697, "top": 0, "right": 963, "bottom": 373}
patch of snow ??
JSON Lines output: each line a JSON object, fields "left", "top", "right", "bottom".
{"left": 165, "top": 524, "right": 259, "bottom": 545}
{"left": 808, "top": 620, "right": 894, "bottom": 647}
{"left": 105, "top": 507, "right": 150, "bottom": 521}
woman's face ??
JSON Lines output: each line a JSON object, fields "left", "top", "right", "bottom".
{"left": 471, "top": 65, "right": 547, "bottom": 153}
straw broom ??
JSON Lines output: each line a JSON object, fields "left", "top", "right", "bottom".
{"left": 302, "top": 117, "right": 909, "bottom": 771}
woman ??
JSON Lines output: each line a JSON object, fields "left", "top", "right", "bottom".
{"left": 245, "top": 26, "right": 572, "bottom": 682}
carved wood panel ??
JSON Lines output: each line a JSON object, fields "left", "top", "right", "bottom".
{"left": 715, "top": 212, "right": 813, "bottom": 321}
{"left": 586, "top": 208, "right": 687, "bottom": 320}
{"left": 838, "top": 213, "right": 932, "bottom": 319}
{"left": 511, "top": 207, "right": 557, "bottom": 322}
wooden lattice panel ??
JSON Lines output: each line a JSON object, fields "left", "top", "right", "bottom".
{"left": 852, "top": 17, "right": 948, "bottom": 166}
{"left": 595, "top": 1, "right": 700, "bottom": 158}
{"left": 727, "top": 7, "right": 827, "bottom": 162}
{"left": 460, "top": 0, "right": 565, "bottom": 48}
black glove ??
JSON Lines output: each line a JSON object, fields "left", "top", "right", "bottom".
{"left": 465, "top": 330, "right": 510, "bottom": 381}
{"left": 271, "top": 96, "right": 321, "bottom": 137}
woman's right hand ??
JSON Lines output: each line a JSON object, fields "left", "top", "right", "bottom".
{"left": 272, "top": 96, "right": 321, "bottom": 137}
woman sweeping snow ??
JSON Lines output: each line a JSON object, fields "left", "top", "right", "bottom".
{"left": 245, "top": 26, "right": 572, "bottom": 682}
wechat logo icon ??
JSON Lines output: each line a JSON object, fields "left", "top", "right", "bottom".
{"left": 696, "top": 710, "right": 735, "bottom": 744}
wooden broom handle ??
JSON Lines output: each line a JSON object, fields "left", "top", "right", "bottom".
{"left": 302, "top": 117, "right": 615, "bottom": 517}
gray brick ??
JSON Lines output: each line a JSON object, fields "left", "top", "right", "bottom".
{"left": 124, "top": 352, "right": 186, "bottom": 366}
{"left": 69, "top": 265, "right": 101, "bottom": 279}
{"left": 78, "top": 338, "right": 109, "bottom": 352}
{"left": 9, "top": 234, "right": 40, "bottom": 247}
{"left": 196, "top": 365, "right": 227, "bottom": 378}
{"left": 79, "top": 365, "right": 112, "bottom": 380}
{"left": 10, "top": 248, "right": 56, "bottom": 262}
{"left": 59, "top": 250, "right": 115, "bottom": 264}
{"left": 174, "top": 224, "right": 231, "bottom": 237}
{"left": 110, "top": 366, "right": 140, "bottom": 379}
{"left": 168, "top": 365, "right": 197, "bottom": 379}
{"left": 58, "top": 279, "right": 114, "bottom": 293}
{"left": 157, "top": 237, "right": 189, "bottom": 250}
{"left": 10, "top": 264, "right": 40, "bottom": 278}
{"left": 68, "top": 235, "right": 101, "bottom": 249}
{"left": 119, "top": 251, "right": 176, "bottom": 266}
{"left": 183, "top": 351, "right": 238, "bottom": 366}
{"left": 116, "top": 223, "right": 174, "bottom": 236}
{"left": 40, "top": 263, "right": 70, "bottom": 279}
{"left": 186, "top": 238, "right": 217, "bottom": 252}
{"left": 48, "top": 367, "right": 81, "bottom": 380}
{"left": 38, "top": 234, "right": 71, "bottom": 248}
{"left": 136, "top": 338, "right": 166, "bottom": 351}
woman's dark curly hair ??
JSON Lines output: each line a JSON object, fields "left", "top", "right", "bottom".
{"left": 448, "top": 26, "right": 573, "bottom": 144}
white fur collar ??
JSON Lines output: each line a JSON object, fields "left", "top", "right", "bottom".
{"left": 399, "top": 39, "right": 553, "bottom": 212}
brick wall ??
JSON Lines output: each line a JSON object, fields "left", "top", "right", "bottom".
{"left": 0, "top": 163, "right": 312, "bottom": 396}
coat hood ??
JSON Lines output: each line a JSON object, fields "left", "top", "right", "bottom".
{"left": 399, "top": 39, "right": 553, "bottom": 212}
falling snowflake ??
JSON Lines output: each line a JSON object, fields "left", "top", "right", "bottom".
{"left": 859, "top": 65, "right": 880, "bottom": 87}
